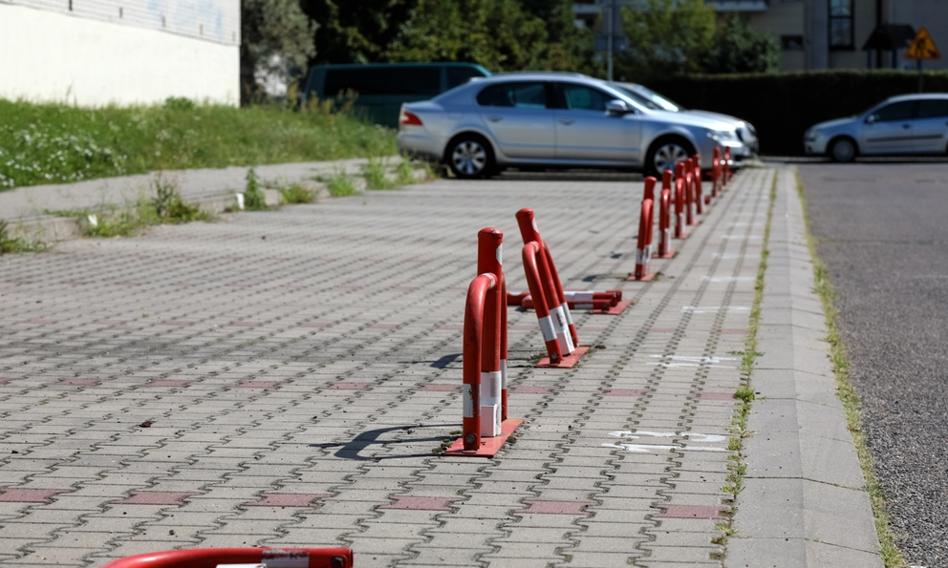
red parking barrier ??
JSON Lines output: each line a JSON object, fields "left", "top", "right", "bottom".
{"left": 674, "top": 162, "right": 688, "bottom": 240}
{"left": 103, "top": 547, "right": 354, "bottom": 568}
{"left": 445, "top": 228, "right": 522, "bottom": 458}
{"left": 629, "top": 176, "right": 657, "bottom": 282}
{"left": 683, "top": 159, "right": 696, "bottom": 227}
{"left": 693, "top": 155, "right": 705, "bottom": 214}
{"left": 655, "top": 169, "right": 676, "bottom": 259}
{"left": 724, "top": 147, "right": 733, "bottom": 186}
{"left": 515, "top": 289, "right": 623, "bottom": 313}
{"left": 711, "top": 146, "right": 722, "bottom": 198}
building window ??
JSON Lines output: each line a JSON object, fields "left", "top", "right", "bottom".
{"left": 781, "top": 35, "right": 804, "bottom": 51}
{"left": 829, "top": 0, "right": 854, "bottom": 50}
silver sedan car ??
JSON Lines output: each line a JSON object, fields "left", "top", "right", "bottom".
{"left": 396, "top": 72, "right": 750, "bottom": 179}
{"left": 805, "top": 93, "right": 948, "bottom": 162}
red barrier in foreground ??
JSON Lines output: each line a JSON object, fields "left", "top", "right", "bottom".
{"left": 514, "top": 290, "right": 623, "bottom": 312}
{"left": 445, "top": 228, "right": 522, "bottom": 457}
{"left": 724, "top": 147, "right": 733, "bottom": 186}
{"left": 655, "top": 169, "right": 676, "bottom": 259}
{"left": 711, "top": 146, "right": 722, "bottom": 198}
{"left": 684, "top": 158, "right": 696, "bottom": 227}
{"left": 629, "top": 177, "right": 657, "bottom": 282}
{"left": 103, "top": 547, "right": 354, "bottom": 568}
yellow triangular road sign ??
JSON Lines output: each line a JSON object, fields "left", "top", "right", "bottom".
{"left": 906, "top": 26, "right": 940, "bottom": 60}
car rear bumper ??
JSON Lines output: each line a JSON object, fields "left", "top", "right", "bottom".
{"left": 397, "top": 130, "right": 442, "bottom": 161}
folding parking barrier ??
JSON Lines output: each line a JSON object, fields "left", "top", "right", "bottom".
{"left": 693, "top": 155, "right": 706, "bottom": 212}
{"left": 684, "top": 157, "right": 696, "bottom": 227}
{"left": 103, "top": 547, "right": 354, "bottom": 568}
{"left": 511, "top": 289, "right": 624, "bottom": 312}
{"left": 656, "top": 169, "right": 676, "bottom": 259}
{"left": 674, "top": 162, "right": 688, "bottom": 240}
{"left": 629, "top": 176, "right": 657, "bottom": 282}
{"left": 445, "top": 228, "right": 522, "bottom": 457}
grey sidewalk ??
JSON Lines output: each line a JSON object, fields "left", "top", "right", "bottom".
{"left": 0, "top": 165, "right": 881, "bottom": 567}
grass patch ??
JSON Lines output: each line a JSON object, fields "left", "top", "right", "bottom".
{"left": 325, "top": 171, "right": 358, "bottom": 197}
{"left": 0, "top": 221, "right": 46, "bottom": 254}
{"left": 795, "top": 170, "right": 907, "bottom": 568}
{"left": 152, "top": 175, "right": 210, "bottom": 223}
{"left": 394, "top": 159, "right": 418, "bottom": 186}
{"left": 716, "top": 170, "right": 776, "bottom": 545}
{"left": 280, "top": 183, "right": 316, "bottom": 204}
{"left": 0, "top": 98, "right": 395, "bottom": 190}
{"left": 362, "top": 157, "right": 394, "bottom": 190}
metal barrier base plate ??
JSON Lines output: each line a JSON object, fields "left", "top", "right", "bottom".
{"left": 591, "top": 299, "right": 633, "bottom": 315}
{"left": 654, "top": 249, "right": 677, "bottom": 260}
{"left": 626, "top": 271, "right": 658, "bottom": 282}
{"left": 444, "top": 418, "right": 524, "bottom": 458}
{"left": 537, "top": 345, "right": 590, "bottom": 368}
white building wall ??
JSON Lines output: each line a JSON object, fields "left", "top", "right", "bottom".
{"left": 0, "top": 0, "right": 240, "bottom": 106}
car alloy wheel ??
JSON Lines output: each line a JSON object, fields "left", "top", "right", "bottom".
{"left": 653, "top": 143, "right": 689, "bottom": 173}
{"left": 451, "top": 140, "right": 488, "bottom": 177}
{"left": 831, "top": 139, "right": 856, "bottom": 163}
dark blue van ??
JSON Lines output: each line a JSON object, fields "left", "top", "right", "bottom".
{"left": 302, "top": 62, "right": 491, "bottom": 127}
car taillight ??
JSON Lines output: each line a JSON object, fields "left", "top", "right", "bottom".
{"left": 400, "top": 110, "right": 423, "bottom": 126}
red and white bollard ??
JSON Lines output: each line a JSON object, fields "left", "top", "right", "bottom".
{"left": 629, "top": 176, "right": 657, "bottom": 282}
{"left": 446, "top": 228, "right": 522, "bottom": 457}
{"left": 684, "top": 158, "right": 696, "bottom": 226}
{"left": 103, "top": 547, "right": 354, "bottom": 568}
{"left": 655, "top": 169, "right": 676, "bottom": 259}
{"left": 674, "top": 162, "right": 687, "bottom": 240}
{"left": 711, "top": 146, "right": 722, "bottom": 198}
{"left": 724, "top": 147, "right": 733, "bottom": 186}
{"left": 693, "top": 154, "right": 706, "bottom": 212}
{"left": 516, "top": 289, "right": 623, "bottom": 312}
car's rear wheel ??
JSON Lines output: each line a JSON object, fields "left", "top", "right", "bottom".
{"left": 646, "top": 137, "right": 694, "bottom": 177}
{"left": 446, "top": 135, "right": 495, "bottom": 179}
{"left": 829, "top": 137, "right": 857, "bottom": 163}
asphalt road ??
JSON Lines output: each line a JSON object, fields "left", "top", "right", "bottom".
{"left": 799, "top": 162, "right": 948, "bottom": 568}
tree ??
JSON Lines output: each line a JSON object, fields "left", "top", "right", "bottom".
{"left": 387, "top": 0, "right": 547, "bottom": 72}
{"left": 521, "top": 0, "right": 600, "bottom": 73}
{"left": 300, "top": 1, "right": 418, "bottom": 64}
{"left": 241, "top": 0, "right": 317, "bottom": 104}
{"left": 616, "top": 0, "right": 716, "bottom": 81}
{"left": 702, "top": 15, "right": 779, "bottom": 73}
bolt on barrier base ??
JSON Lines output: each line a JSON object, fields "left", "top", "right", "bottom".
{"left": 445, "top": 227, "right": 522, "bottom": 458}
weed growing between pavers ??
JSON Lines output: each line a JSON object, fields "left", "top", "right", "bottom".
{"left": 152, "top": 175, "right": 212, "bottom": 223}
{"left": 280, "top": 183, "right": 316, "bottom": 204}
{"left": 394, "top": 159, "right": 417, "bottom": 186}
{"left": 325, "top": 171, "right": 358, "bottom": 197}
{"left": 0, "top": 221, "right": 46, "bottom": 254}
{"left": 713, "top": 170, "right": 776, "bottom": 549}
{"left": 243, "top": 168, "right": 268, "bottom": 210}
{"left": 796, "top": 170, "right": 907, "bottom": 568}
{"left": 362, "top": 157, "right": 394, "bottom": 190}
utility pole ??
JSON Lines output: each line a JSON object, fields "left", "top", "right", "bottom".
{"left": 606, "top": 0, "right": 615, "bottom": 81}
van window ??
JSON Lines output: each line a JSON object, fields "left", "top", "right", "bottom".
{"left": 477, "top": 82, "right": 548, "bottom": 109}
{"left": 324, "top": 67, "right": 441, "bottom": 97}
{"left": 446, "top": 66, "right": 485, "bottom": 88}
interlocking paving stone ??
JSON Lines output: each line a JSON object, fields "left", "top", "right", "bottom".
{"left": 0, "top": 170, "right": 775, "bottom": 566}
{"left": 0, "top": 488, "right": 62, "bottom": 503}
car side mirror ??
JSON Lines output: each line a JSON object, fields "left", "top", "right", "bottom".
{"left": 606, "top": 99, "right": 632, "bottom": 115}
{"left": 865, "top": 114, "right": 878, "bottom": 124}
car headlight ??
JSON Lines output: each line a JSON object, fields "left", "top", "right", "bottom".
{"left": 709, "top": 130, "right": 737, "bottom": 142}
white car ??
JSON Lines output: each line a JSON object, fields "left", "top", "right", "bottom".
{"left": 397, "top": 72, "right": 751, "bottom": 179}
{"left": 611, "top": 82, "right": 759, "bottom": 154}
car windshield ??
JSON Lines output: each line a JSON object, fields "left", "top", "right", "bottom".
{"left": 609, "top": 83, "right": 663, "bottom": 110}
{"left": 619, "top": 83, "right": 684, "bottom": 112}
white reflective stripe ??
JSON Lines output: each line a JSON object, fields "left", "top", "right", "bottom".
{"left": 556, "top": 331, "right": 574, "bottom": 355}
{"left": 496, "top": 243, "right": 502, "bottom": 266}
{"left": 480, "top": 371, "right": 501, "bottom": 406}
{"left": 565, "top": 291, "right": 595, "bottom": 302}
{"left": 644, "top": 244, "right": 652, "bottom": 263}
{"left": 216, "top": 564, "right": 265, "bottom": 568}
{"left": 636, "top": 247, "right": 646, "bottom": 265}
{"left": 479, "top": 404, "right": 501, "bottom": 437}
{"left": 462, "top": 383, "right": 474, "bottom": 417}
{"left": 552, "top": 305, "right": 572, "bottom": 333}
{"left": 261, "top": 550, "right": 309, "bottom": 568}
{"left": 500, "top": 359, "right": 507, "bottom": 389}
{"left": 562, "top": 303, "right": 574, "bottom": 326}
{"left": 537, "top": 315, "right": 556, "bottom": 342}
{"left": 532, "top": 219, "right": 539, "bottom": 232}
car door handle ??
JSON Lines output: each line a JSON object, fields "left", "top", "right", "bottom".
{"left": 559, "top": 119, "right": 575, "bottom": 126}
{"left": 487, "top": 115, "right": 503, "bottom": 123}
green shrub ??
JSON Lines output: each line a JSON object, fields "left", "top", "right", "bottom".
{"left": 647, "top": 70, "right": 948, "bottom": 155}
{"left": 280, "top": 183, "right": 316, "bottom": 204}
{"left": 326, "top": 171, "right": 357, "bottom": 197}
{"left": 243, "top": 167, "right": 267, "bottom": 210}
{"left": 395, "top": 159, "right": 417, "bottom": 186}
{"left": 362, "top": 157, "right": 393, "bottom": 190}
{"left": 152, "top": 176, "right": 211, "bottom": 222}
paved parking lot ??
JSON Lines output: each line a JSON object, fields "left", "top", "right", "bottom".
{"left": 0, "top": 170, "right": 769, "bottom": 567}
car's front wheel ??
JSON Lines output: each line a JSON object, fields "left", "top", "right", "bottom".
{"left": 829, "top": 137, "right": 857, "bottom": 163}
{"left": 646, "top": 137, "right": 695, "bottom": 177}
{"left": 446, "top": 135, "right": 495, "bottom": 179}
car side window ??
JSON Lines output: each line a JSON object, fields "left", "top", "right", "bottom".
{"left": 477, "top": 82, "right": 547, "bottom": 109}
{"left": 872, "top": 101, "right": 916, "bottom": 122}
{"left": 917, "top": 99, "right": 948, "bottom": 119}
{"left": 559, "top": 84, "right": 610, "bottom": 112}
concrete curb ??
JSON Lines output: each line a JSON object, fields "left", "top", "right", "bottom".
{"left": 0, "top": 155, "right": 416, "bottom": 243}
{"left": 726, "top": 167, "right": 884, "bottom": 567}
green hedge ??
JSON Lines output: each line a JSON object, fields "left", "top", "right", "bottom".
{"left": 647, "top": 70, "right": 948, "bottom": 156}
